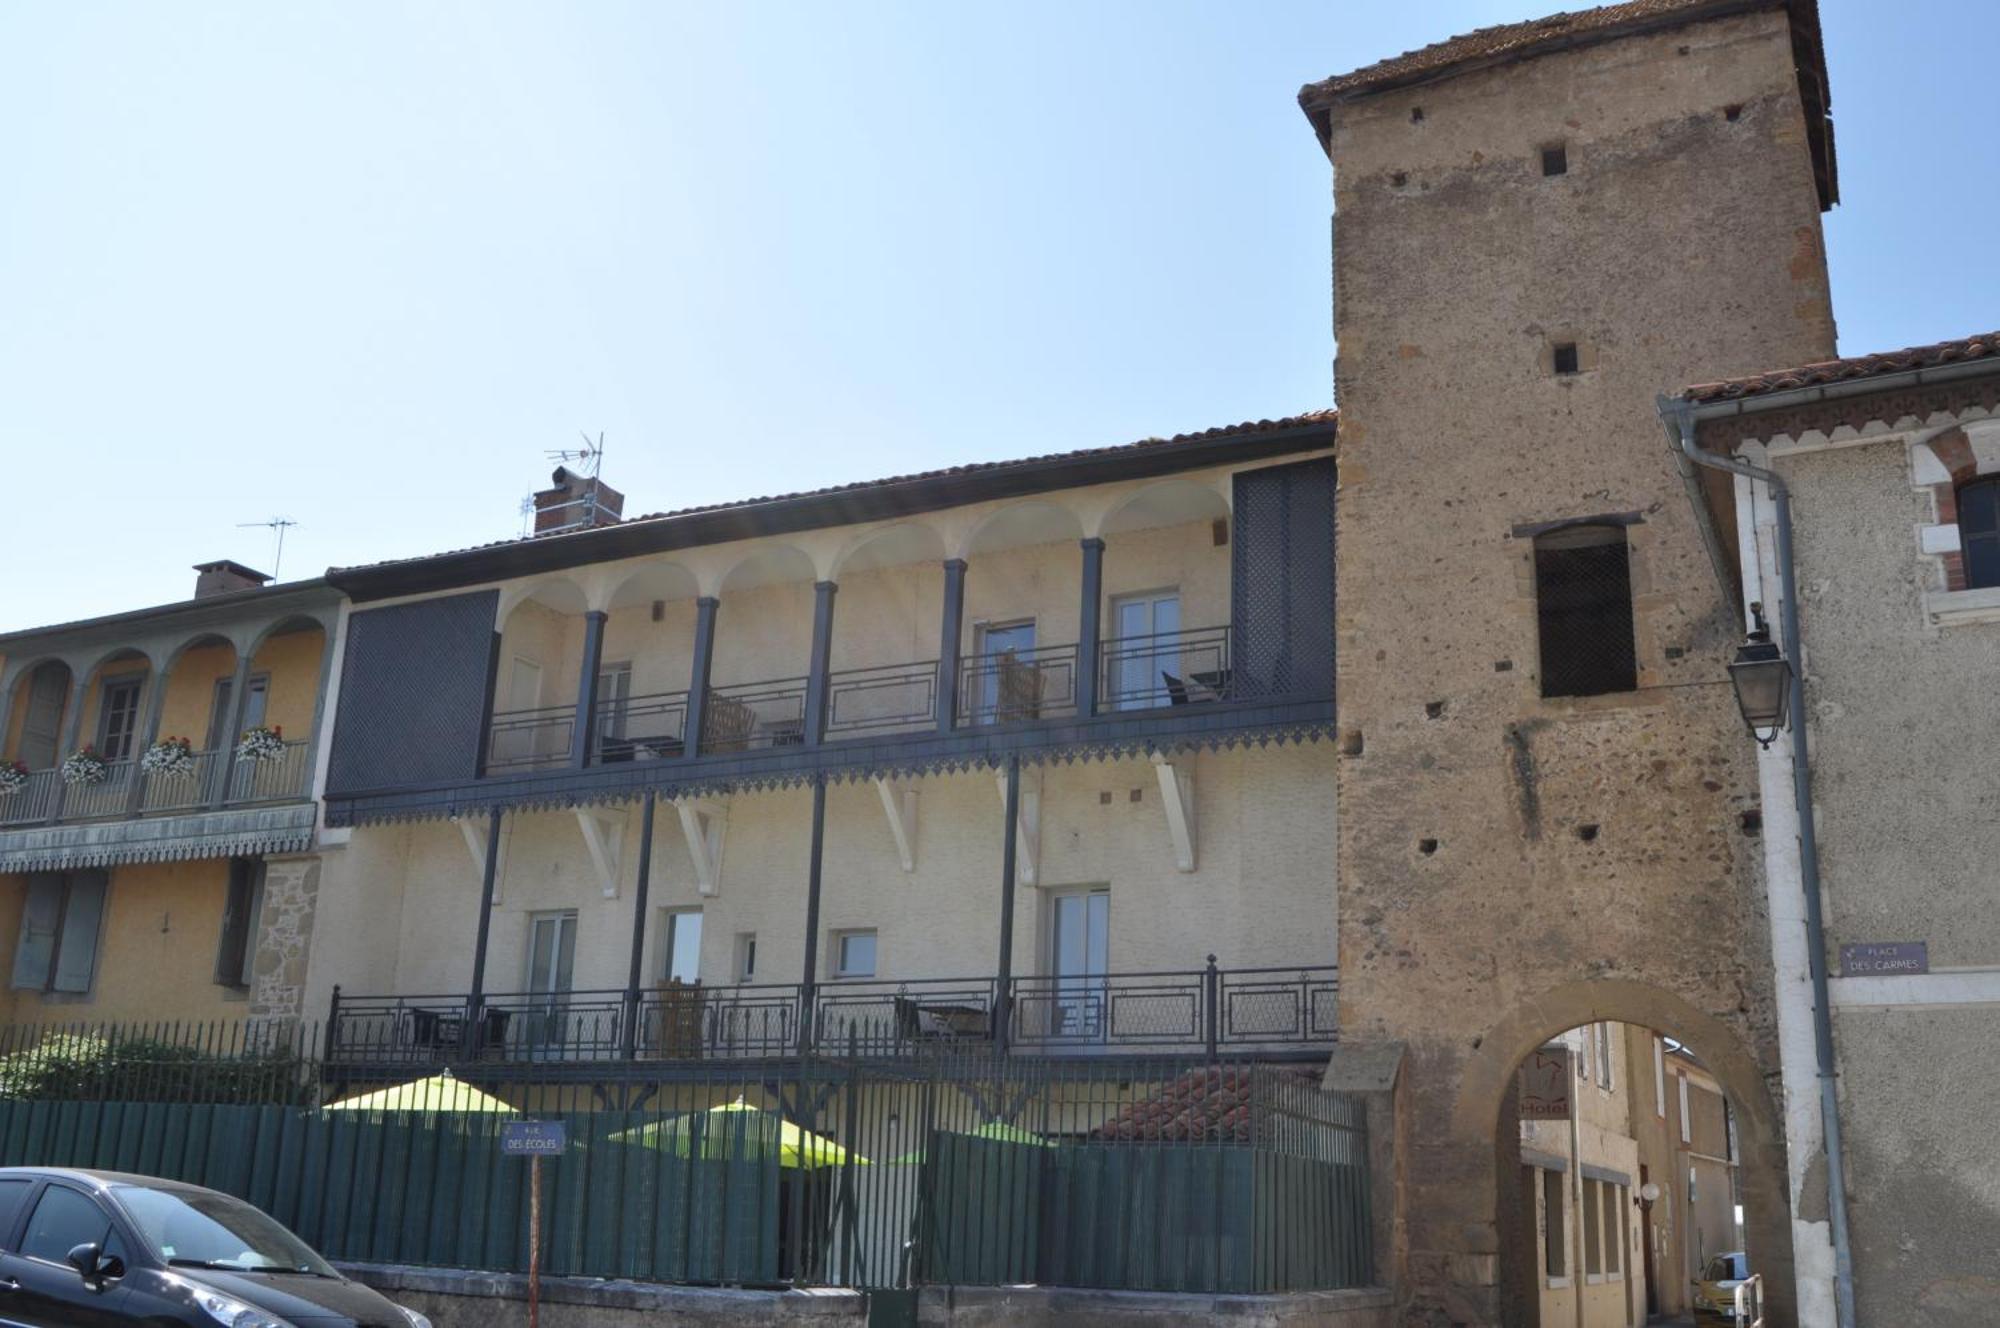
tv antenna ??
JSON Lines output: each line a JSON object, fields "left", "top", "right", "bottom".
{"left": 547, "top": 431, "right": 606, "bottom": 476}
{"left": 237, "top": 517, "right": 298, "bottom": 579}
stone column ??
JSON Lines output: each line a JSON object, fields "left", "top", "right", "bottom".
{"left": 248, "top": 854, "right": 323, "bottom": 1022}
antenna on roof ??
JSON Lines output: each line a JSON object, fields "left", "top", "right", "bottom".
{"left": 236, "top": 517, "right": 298, "bottom": 579}
{"left": 547, "top": 431, "right": 606, "bottom": 477}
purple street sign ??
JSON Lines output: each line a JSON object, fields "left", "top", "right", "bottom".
{"left": 1839, "top": 941, "right": 1928, "bottom": 977}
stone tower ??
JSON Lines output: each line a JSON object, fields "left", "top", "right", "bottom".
{"left": 1300, "top": 2, "right": 1836, "bottom": 1324}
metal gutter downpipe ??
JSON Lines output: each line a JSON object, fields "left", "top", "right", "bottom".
{"left": 1663, "top": 397, "right": 1857, "bottom": 1328}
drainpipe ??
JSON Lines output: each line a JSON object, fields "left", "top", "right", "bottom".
{"left": 1661, "top": 397, "right": 1856, "bottom": 1328}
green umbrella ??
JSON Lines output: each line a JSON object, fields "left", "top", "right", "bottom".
{"left": 326, "top": 1071, "right": 517, "bottom": 1114}
{"left": 609, "top": 1098, "right": 867, "bottom": 1169}
{"left": 889, "top": 1120, "right": 1051, "bottom": 1165}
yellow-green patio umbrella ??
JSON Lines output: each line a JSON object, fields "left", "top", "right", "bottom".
{"left": 610, "top": 1098, "right": 866, "bottom": 1169}
{"left": 326, "top": 1071, "right": 517, "bottom": 1114}
{"left": 889, "top": 1120, "right": 1051, "bottom": 1165}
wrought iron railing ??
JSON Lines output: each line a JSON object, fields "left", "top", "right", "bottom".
{"left": 0, "top": 741, "right": 314, "bottom": 828}
{"left": 590, "top": 690, "right": 689, "bottom": 764}
{"left": 699, "top": 676, "right": 808, "bottom": 754}
{"left": 484, "top": 703, "right": 574, "bottom": 771}
{"left": 326, "top": 962, "right": 1337, "bottom": 1067}
{"left": 1098, "top": 625, "right": 1232, "bottom": 711}
{"left": 824, "top": 660, "right": 939, "bottom": 740}
{"left": 957, "top": 643, "right": 1079, "bottom": 726}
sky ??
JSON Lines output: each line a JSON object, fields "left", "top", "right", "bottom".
{"left": 2, "top": 0, "right": 1994, "bottom": 631}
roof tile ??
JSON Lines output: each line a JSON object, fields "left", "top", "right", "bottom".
{"left": 1682, "top": 332, "right": 2000, "bottom": 403}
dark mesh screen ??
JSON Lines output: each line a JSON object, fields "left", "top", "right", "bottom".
{"left": 1960, "top": 479, "right": 2000, "bottom": 590}
{"left": 1535, "top": 527, "right": 1636, "bottom": 698}
{"left": 327, "top": 590, "right": 499, "bottom": 795}
{"left": 1231, "top": 457, "right": 1335, "bottom": 700}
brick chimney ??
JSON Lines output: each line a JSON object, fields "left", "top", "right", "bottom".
{"left": 193, "top": 560, "right": 273, "bottom": 599}
{"left": 532, "top": 465, "right": 625, "bottom": 536}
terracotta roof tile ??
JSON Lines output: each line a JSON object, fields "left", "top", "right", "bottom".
{"left": 1086, "top": 1064, "right": 1316, "bottom": 1144}
{"left": 328, "top": 410, "right": 1335, "bottom": 577}
{"left": 1681, "top": 332, "right": 2000, "bottom": 404}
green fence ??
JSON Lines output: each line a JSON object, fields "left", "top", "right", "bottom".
{"left": 0, "top": 1026, "right": 1370, "bottom": 1294}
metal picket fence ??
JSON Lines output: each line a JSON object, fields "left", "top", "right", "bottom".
{"left": 0, "top": 1020, "right": 1370, "bottom": 1295}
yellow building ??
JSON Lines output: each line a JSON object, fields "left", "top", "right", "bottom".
{"left": 0, "top": 562, "right": 340, "bottom": 1025}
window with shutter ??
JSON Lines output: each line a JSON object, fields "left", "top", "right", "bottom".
{"left": 50, "top": 872, "right": 106, "bottom": 994}
{"left": 215, "top": 859, "right": 265, "bottom": 989}
{"left": 11, "top": 875, "right": 64, "bottom": 990}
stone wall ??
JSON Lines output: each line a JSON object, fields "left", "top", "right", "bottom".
{"left": 250, "top": 852, "right": 321, "bottom": 1019}
{"left": 1317, "top": 8, "right": 1834, "bottom": 1323}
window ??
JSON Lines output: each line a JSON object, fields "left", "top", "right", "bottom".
{"left": 96, "top": 675, "right": 145, "bottom": 762}
{"left": 596, "top": 662, "right": 633, "bottom": 744}
{"left": 12, "top": 872, "right": 107, "bottom": 995}
{"left": 1541, "top": 143, "right": 1568, "bottom": 176}
{"left": 659, "top": 908, "right": 702, "bottom": 984}
{"left": 1654, "top": 1038, "right": 1668, "bottom": 1118}
{"left": 1603, "top": 1183, "right": 1623, "bottom": 1277}
{"left": 1109, "top": 591, "right": 1183, "bottom": 709}
{"left": 1534, "top": 524, "right": 1637, "bottom": 698}
{"left": 735, "top": 932, "right": 758, "bottom": 983}
{"left": 1552, "top": 342, "right": 1580, "bottom": 375}
{"left": 527, "top": 911, "right": 577, "bottom": 995}
{"left": 1581, "top": 1178, "right": 1603, "bottom": 1277}
{"left": 207, "top": 673, "right": 270, "bottom": 751}
{"left": 21, "top": 1184, "right": 117, "bottom": 1265}
{"left": 973, "top": 620, "right": 1037, "bottom": 723}
{"left": 0, "top": 1178, "right": 33, "bottom": 1247}
{"left": 1542, "top": 1169, "right": 1567, "bottom": 1279}
{"left": 214, "top": 859, "right": 266, "bottom": 989}
{"left": 1679, "top": 1072, "right": 1693, "bottom": 1143}
{"left": 1959, "top": 477, "right": 2000, "bottom": 589}
{"left": 832, "top": 929, "right": 877, "bottom": 979}
{"left": 1595, "top": 1023, "right": 1614, "bottom": 1091}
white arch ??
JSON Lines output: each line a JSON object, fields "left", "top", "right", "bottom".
{"left": 719, "top": 543, "right": 817, "bottom": 594}
{"left": 955, "top": 498, "right": 1087, "bottom": 560}
{"left": 243, "top": 614, "right": 329, "bottom": 664}
{"left": 829, "top": 520, "right": 950, "bottom": 580}
{"left": 600, "top": 560, "right": 701, "bottom": 612}
{"left": 497, "top": 576, "right": 591, "bottom": 625}
{"left": 1093, "top": 476, "right": 1232, "bottom": 538}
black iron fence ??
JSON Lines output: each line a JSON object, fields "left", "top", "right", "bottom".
{"left": 0, "top": 1023, "right": 1370, "bottom": 1295}
{"left": 326, "top": 962, "right": 1338, "bottom": 1069}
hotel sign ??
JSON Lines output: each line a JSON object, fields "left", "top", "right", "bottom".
{"left": 1839, "top": 941, "right": 1929, "bottom": 977}
{"left": 1518, "top": 1048, "right": 1572, "bottom": 1121}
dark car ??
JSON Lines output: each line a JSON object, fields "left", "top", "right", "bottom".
{"left": 0, "top": 1167, "right": 429, "bottom": 1327}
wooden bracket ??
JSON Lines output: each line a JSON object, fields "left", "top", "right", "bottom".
{"left": 873, "top": 777, "right": 918, "bottom": 873}
{"left": 574, "top": 808, "right": 627, "bottom": 899}
{"left": 455, "top": 816, "right": 503, "bottom": 905}
{"left": 994, "top": 768, "right": 1041, "bottom": 887}
{"left": 1152, "top": 755, "right": 1197, "bottom": 873}
{"left": 674, "top": 797, "right": 728, "bottom": 897}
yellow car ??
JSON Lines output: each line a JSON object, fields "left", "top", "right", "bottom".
{"left": 1692, "top": 1251, "right": 1752, "bottom": 1319}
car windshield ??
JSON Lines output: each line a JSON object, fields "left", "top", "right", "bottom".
{"left": 111, "top": 1185, "right": 334, "bottom": 1276}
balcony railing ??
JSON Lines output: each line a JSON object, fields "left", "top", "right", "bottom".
{"left": 324, "top": 963, "right": 1337, "bottom": 1067}
{"left": 591, "top": 690, "right": 689, "bottom": 764}
{"left": 1098, "top": 625, "right": 1232, "bottom": 711}
{"left": 825, "top": 659, "right": 938, "bottom": 740}
{"left": 699, "top": 676, "right": 808, "bottom": 755}
{"left": 957, "top": 643, "right": 1079, "bottom": 727}
{"left": 484, "top": 703, "right": 574, "bottom": 772}
{"left": 0, "top": 740, "right": 314, "bottom": 829}
{"left": 468, "top": 622, "right": 1261, "bottom": 783}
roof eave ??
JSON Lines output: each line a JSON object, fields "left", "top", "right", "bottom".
{"left": 329, "top": 417, "right": 1338, "bottom": 604}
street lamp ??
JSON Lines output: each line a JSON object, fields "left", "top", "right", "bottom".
{"left": 1635, "top": 1181, "right": 1662, "bottom": 1212}
{"left": 1728, "top": 602, "right": 1792, "bottom": 748}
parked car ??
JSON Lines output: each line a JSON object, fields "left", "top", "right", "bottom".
{"left": 0, "top": 1166, "right": 429, "bottom": 1327}
{"left": 1693, "top": 1250, "right": 1752, "bottom": 1319}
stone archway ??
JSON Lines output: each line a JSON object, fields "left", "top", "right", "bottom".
{"left": 1446, "top": 980, "right": 1795, "bottom": 1328}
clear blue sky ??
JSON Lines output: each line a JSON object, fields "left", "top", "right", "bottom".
{"left": 2, "top": 1, "right": 1993, "bottom": 631}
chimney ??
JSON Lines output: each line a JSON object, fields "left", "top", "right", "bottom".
{"left": 193, "top": 560, "right": 273, "bottom": 599}
{"left": 532, "top": 465, "right": 625, "bottom": 536}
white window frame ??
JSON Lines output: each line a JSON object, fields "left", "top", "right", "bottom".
{"left": 831, "top": 929, "right": 877, "bottom": 979}
{"left": 1654, "top": 1038, "right": 1668, "bottom": 1118}
{"left": 1679, "top": 1072, "right": 1693, "bottom": 1143}
{"left": 735, "top": 932, "right": 758, "bottom": 983}
{"left": 657, "top": 907, "right": 703, "bottom": 985}
{"left": 1595, "top": 1022, "right": 1614, "bottom": 1092}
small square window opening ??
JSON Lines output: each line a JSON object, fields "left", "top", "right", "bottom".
{"left": 1553, "top": 343, "right": 1580, "bottom": 376}
{"left": 1541, "top": 144, "right": 1568, "bottom": 176}
{"left": 833, "top": 930, "right": 877, "bottom": 979}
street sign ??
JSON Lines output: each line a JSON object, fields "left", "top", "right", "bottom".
{"left": 1518, "top": 1048, "right": 1572, "bottom": 1121}
{"left": 1839, "top": 941, "right": 1928, "bottom": 977}
{"left": 501, "top": 1120, "right": 568, "bottom": 1156}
